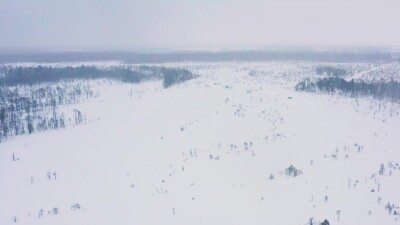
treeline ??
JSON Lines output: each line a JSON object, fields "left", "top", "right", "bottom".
{"left": 295, "top": 77, "right": 400, "bottom": 102}
{"left": 0, "top": 50, "right": 398, "bottom": 63}
{"left": 1, "top": 66, "right": 146, "bottom": 85}
{"left": 0, "top": 83, "right": 93, "bottom": 142}
{"left": 0, "top": 65, "right": 195, "bottom": 88}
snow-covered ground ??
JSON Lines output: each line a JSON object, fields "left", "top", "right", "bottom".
{"left": 1, "top": 62, "right": 400, "bottom": 225}
{"left": 350, "top": 62, "right": 400, "bottom": 82}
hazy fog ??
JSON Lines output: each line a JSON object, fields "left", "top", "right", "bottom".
{"left": 1, "top": 0, "right": 400, "bottom": 50}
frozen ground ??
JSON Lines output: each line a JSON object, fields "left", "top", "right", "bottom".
{"left": 1, "top": 62, "right": 400, "bottom": 225}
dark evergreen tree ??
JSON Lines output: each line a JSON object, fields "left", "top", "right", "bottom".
{"left": 320, "top": 219, "right": 330, "bottom": 225}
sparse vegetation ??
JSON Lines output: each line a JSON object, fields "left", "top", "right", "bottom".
{"left": 0, "top": 82, "right": 90, "bottom": 142}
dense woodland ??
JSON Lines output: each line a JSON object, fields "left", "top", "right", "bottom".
{"left": 0, "top": 65, "right": 196, "bottom": 85}
{"left": 295, "top": 77, "right": 400, "bottom": 102}
{"left": 0, "top": 65, "right": 195, "bottom": 142}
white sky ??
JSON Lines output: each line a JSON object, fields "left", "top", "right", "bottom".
{"left": 0, "top": 0, "right": 399, "bottom": 50}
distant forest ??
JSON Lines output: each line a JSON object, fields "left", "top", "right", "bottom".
{"left": 0, "top": 65, "right": 195, "bottom": 87}
{"left": 0, "top": 50, "right": 399, "bottom": 63}
{"left": 296, "top": 77, "right": 400, "bottom": 102}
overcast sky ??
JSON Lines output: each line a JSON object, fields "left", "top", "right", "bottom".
{"left": 0, "top": 0, "right": 399, "bottom": 50}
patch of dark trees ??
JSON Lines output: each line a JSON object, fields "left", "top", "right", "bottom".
{"left": 0, "top": 66, "right": 145, "bottom": 85}
{"left": 295, "top": 77, "right": 400, "bottom": 102}
{"left": 162, "top": 67, "right": 196, "bottom": 88}
{"left": 307, "top": 218, "right": 330, "bottom": 225}
{"left": 285, "top": 165, "right": 302, "bottom": 177}
{"left": 0, "top": 65, "right": 195, "bottom": 87}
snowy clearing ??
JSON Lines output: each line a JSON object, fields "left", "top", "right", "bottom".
{"left": 1, "top": 62, "right": 400, "bottom": 225}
